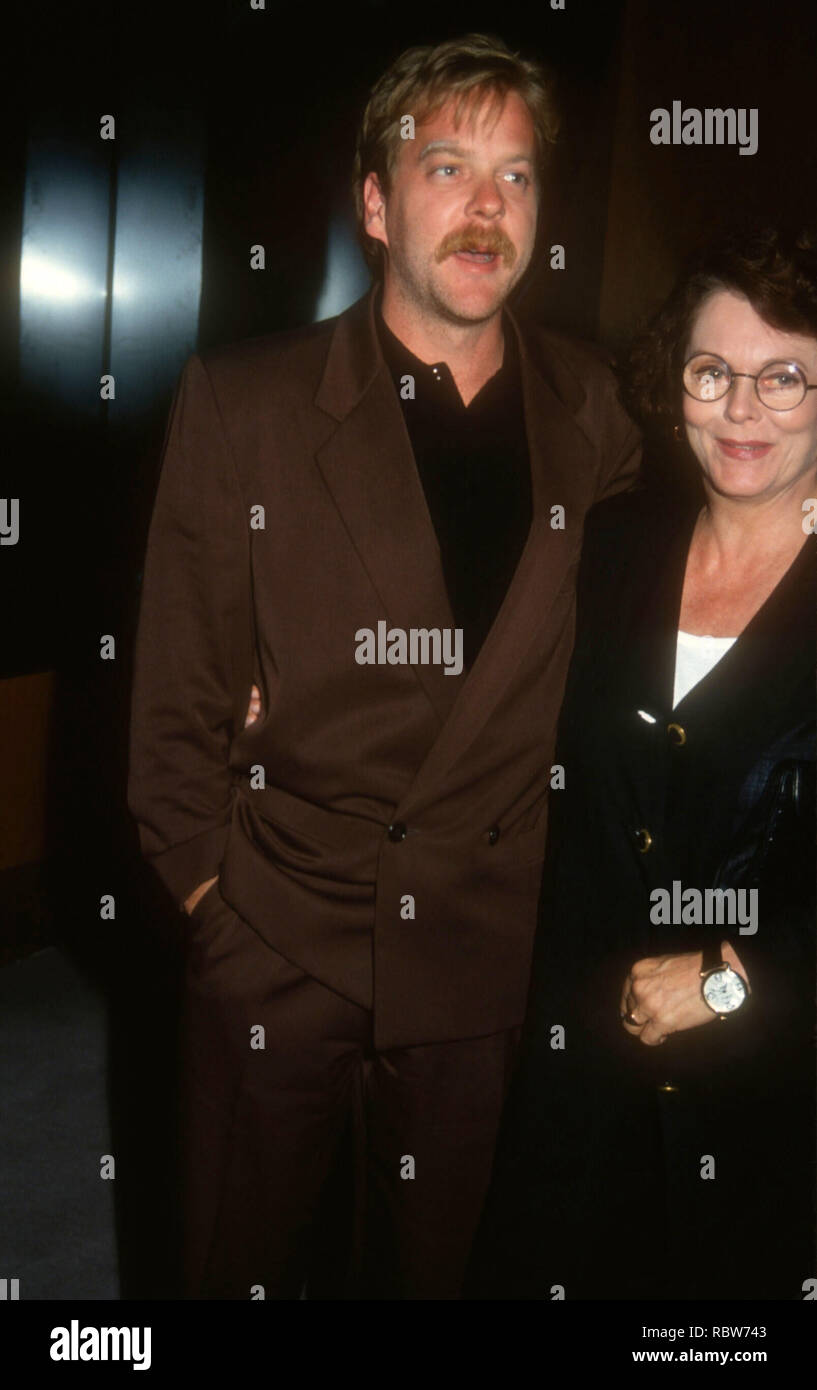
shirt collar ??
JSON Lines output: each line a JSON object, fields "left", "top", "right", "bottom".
{"left": 373, "top": 281, "right": 518, "bottom": 403}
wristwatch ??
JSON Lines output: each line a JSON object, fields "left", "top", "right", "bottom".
{"left": 699, "top": 939, "right": 748, "bottom": 1018}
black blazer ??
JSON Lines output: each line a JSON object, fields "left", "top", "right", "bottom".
{"left": 466, "top": 484, "right": 817, "bottom": 1301}
{"left": 536, "top": 484, "right": 816, "bottom": 1075}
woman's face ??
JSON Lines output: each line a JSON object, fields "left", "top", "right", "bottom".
{"left": 682, "top": 289, "right": 817, "bottom": 505}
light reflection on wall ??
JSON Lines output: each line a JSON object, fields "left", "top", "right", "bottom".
{"left": 20, "top": 250, "right": 107, "bottom": 306}
{"left": 109, "top": 110, "right": 204, "bottom": 418}
{"left": 19, "top": 126, "right": 110, "bottom": 415}
{"left": 314, "top": 209, "right": 371, "bottom": 323}
{"left": 19, "top": 111, "right": 204, "bottom": 421}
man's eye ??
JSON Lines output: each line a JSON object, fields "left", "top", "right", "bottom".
{"left": 503, "top": 171, "right": 529, "bottom": 186}
{"left": 432, "top": 165, "right": 459, "bottom": 176}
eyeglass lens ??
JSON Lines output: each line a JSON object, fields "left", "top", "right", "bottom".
{"left": 683, "top": 355, "right": 806, "bottom": 408}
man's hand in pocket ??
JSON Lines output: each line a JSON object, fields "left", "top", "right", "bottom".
{"left": 183, "top": 683, "right": 261, "bottom": 914}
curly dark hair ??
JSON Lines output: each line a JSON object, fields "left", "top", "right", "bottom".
{"left": 622, "top": 225, "right": 817, "bottom": 444}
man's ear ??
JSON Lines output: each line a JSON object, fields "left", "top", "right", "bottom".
{"left": 362, "top": 172, "right": 388, "bottom": 251}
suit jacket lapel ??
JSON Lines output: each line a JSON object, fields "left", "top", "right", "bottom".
{"left": 675, "top": 531, "right": 817, "bottom": 738}
{"left": 627, "top": 495, "right": 700, "bottom": 717}
{"left": 393, "top": 304, "right": 608, "bottom": 815}
{"left": 314, "top": 289, "right": 458, "bottom": 724}
{"left": 314, "top": 287, "right": 617, "bottom": 811}
{"left": 620, "top": 494, "right": 815, "bottom": 756}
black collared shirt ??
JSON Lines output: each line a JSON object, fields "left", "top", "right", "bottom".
{"left": 375, "top": 291, "right": 532, "bottom": 670}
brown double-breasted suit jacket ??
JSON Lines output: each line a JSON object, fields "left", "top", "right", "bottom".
{"left": 127, "top": 283, "right": 640, "bottom": 1049}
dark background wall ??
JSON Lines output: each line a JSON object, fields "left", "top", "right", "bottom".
{"left": 1, "top": 0, "right": 813, "bottom": 1299}
{"left": 600, "top": 1, "right": 817, "bottom": 353}
{"left": 1, "top": 0, "right": 633, "bottom": 906}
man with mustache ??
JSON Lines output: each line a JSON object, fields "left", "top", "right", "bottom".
{"left": 128, "top": 33, "right": 640, "bottom": 1300}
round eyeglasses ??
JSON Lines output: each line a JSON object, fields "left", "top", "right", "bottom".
{"left": 682, "top": 354, "right": 817, "bottom": 411}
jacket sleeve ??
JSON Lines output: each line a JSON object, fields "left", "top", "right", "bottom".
{"left": 595, "top": 369, "right": 642, "bottom": 503}
{"left": 715, "top": 752, "right": 816, "bottom": 1048}
{"left": 127, "top": 353, "right": 253, "bottom": 910}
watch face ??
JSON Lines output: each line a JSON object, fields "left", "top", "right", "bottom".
{"left": 703, "top": 965, "right": 746, "bottom": 1013}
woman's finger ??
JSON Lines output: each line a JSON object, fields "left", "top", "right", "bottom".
{"left": 638, "top": 1018, "right": 669, "bottom": 1046}
{"left": 244, "top": 684, "right": 262, "bottom": 727}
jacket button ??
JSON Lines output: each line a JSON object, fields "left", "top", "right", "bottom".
{"left": 634, "top": 827, "right": 653, "bottom": 853}
{"left": 667, "top": 722, "right": 687, "bottom": 746}
{"left": 387, "top": 821, "right": 407, "bottom": 842}
{"left": 487, "top": 825, "right": 501, "bottom": 846}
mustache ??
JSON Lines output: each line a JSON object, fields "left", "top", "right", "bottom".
{"left": 434, "top": 226, "right": 517, "bottom": 268}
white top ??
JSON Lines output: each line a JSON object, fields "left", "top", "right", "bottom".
{"left": 672, "top": 630, "right": 738, "bottom": 708}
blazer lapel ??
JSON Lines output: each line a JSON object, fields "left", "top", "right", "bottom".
{"left": 394, "top": 305, "right": 609, "bottom": 816}
{"left": 674, "top": 531, "right": 817, "bottom": 735}
{"left": 624, "top": 495, "right": 816, "bottom": 732}
{"left": 626, "top": 495, "right": 701, "bottom": 718}
{"left": 314, "top": 289, "right": 458, "bottom": 724}
{"left": 314, "top": 287, "right": 624, "bottom": 812}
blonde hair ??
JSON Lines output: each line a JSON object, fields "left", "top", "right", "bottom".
{"left": 352, "top": 32, "right": 560, "bottom": 278}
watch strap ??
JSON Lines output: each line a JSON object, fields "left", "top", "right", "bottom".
{"left": 700, "top": 937, "right": 724, "bottom": 975}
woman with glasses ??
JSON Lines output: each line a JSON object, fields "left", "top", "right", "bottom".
{"left": 466, "top": 226, "right": 817, "bottom": 1301}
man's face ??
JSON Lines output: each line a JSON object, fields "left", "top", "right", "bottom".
{"left": 364, "top": 89, "right": 540, "bottom": 325}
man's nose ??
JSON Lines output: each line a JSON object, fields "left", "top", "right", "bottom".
{"left": 464, "top": 174, "right": 505, "bottom": 217}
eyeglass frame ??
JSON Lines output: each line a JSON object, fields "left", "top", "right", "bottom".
{"left": 681, "top": 352, "right": 817, "bottom": 412}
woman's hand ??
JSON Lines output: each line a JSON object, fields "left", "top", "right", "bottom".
{"left": 245, "top": 683, "right": 262, "bottom": 727}
{"left": 619, "top": 943, "right": 748, "bottom": 1045}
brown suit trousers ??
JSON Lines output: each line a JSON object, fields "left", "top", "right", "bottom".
{"left": 179, "top": 881, "right": 520, "bottom": 1299}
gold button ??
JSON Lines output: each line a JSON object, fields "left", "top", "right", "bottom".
{"left": 667, "top": 722, "right": 686, "bottom": 746}
{"left": 658, "top": 1082, "right": 678, "bottom": 1093}
{"left": 635, "top": 827, "right": 653, "bottom": 853}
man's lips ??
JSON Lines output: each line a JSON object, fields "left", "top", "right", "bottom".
{"left": 716, "top": 438, "right": 773, "bottom": 460}
{"left": 450, "top": 249, "right": 503, "bottom": 271}
{"left": 435, "top": 232, "right": 516, "bottom": 268}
